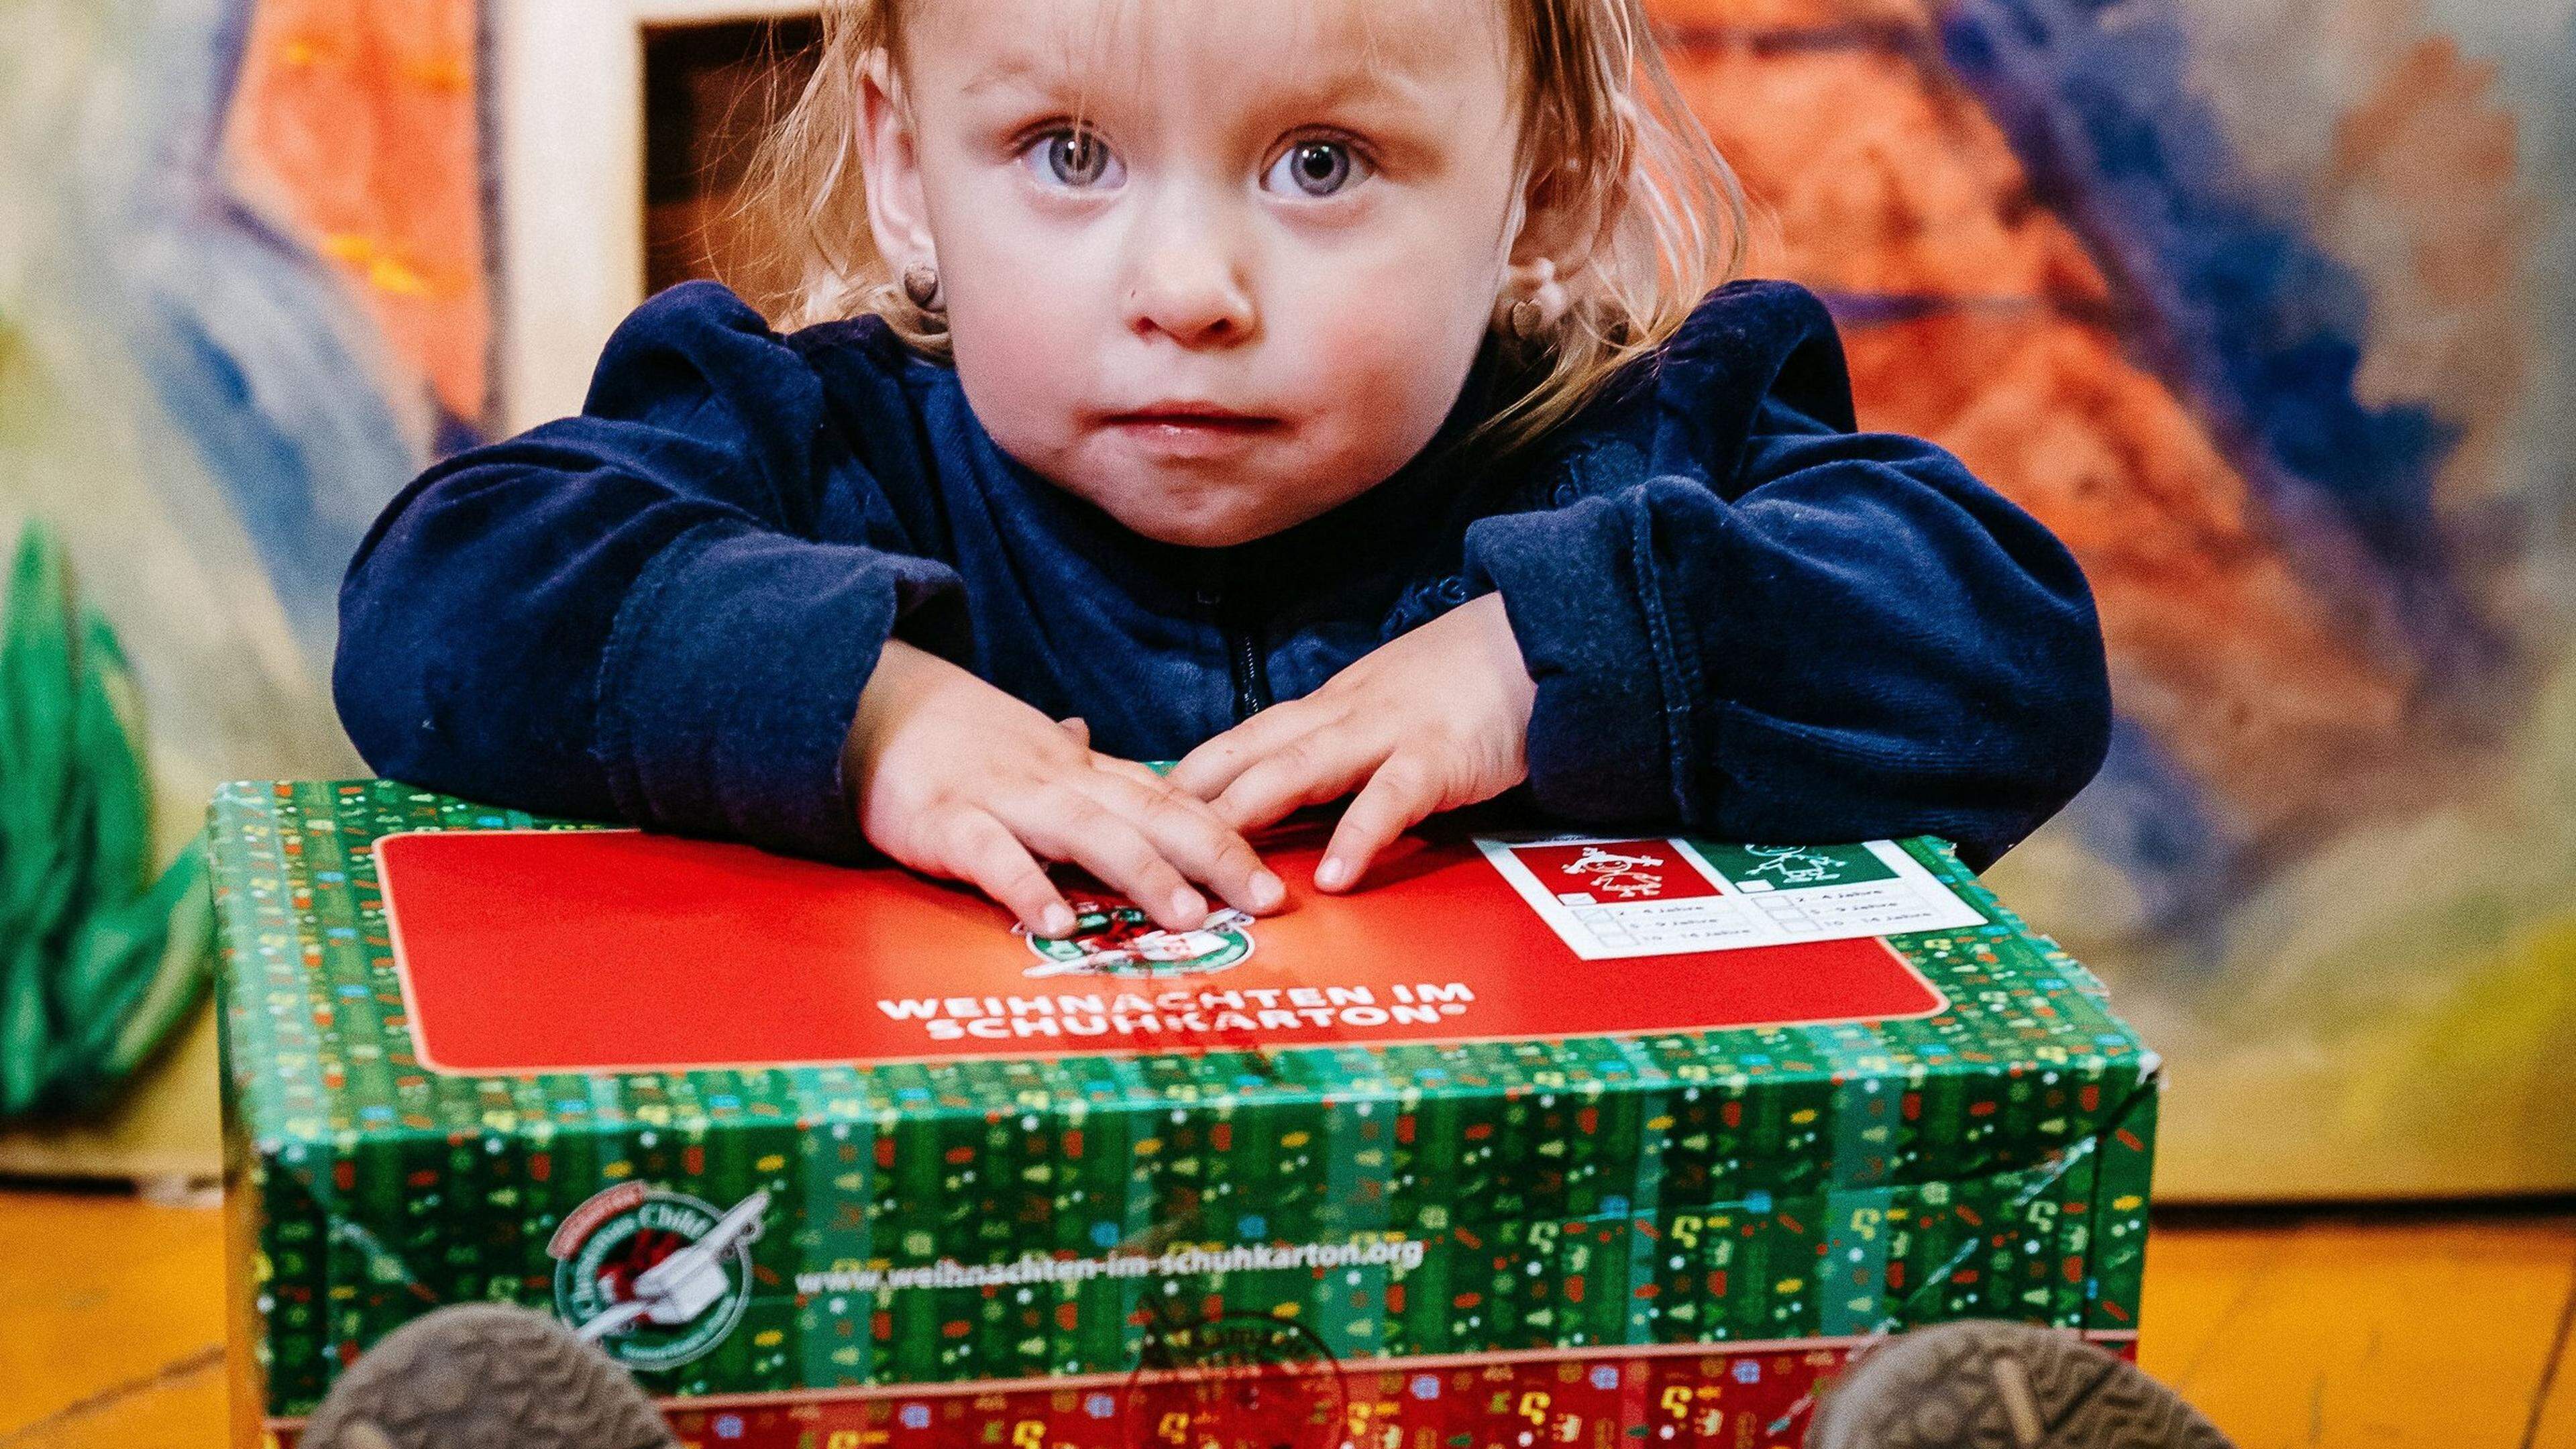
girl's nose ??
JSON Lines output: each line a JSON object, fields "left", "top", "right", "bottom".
{"left": 1123, "top": 202, "right": 1258, "bottom": 348}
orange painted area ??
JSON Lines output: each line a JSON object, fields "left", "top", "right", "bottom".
{"left": 222, "top": 0, "right": 488, "bottom": 427}
{"left": 1668, "top": 42, "right": 2111, "bottom": 307}
{"left": 1842, "top": 316, "right": 2424, "bottom": 837}
{"left": 1652, "top": 9, "right": 2426, "bottom": 836}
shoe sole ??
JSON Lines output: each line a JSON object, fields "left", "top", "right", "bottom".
{"left": 297, "top": 1303, "right": 676, "bottom": 1449}
{"left": 1807, "top": 1322, "right": 2236, "bottom": 1449}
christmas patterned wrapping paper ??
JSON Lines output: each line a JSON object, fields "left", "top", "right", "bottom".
{"left": 214, "top": 781, "right": 2159, "bottom": 1448}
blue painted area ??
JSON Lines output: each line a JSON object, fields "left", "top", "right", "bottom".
{"left": 1926, "top": 0, "right": 2551, "bottom": 916}
{"left": 2062, "top": 718, "right": 2243, "bottom": 962}
{"left": 85, "top": 0, "right": 439, "bottom": 665}
{"left": 1939, "top": 0, "right": 2477, "bottom": 643}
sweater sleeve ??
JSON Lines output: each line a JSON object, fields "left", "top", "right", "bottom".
{"left": 1462, "top": 293, "right": 2110, "bottom": 869}
{"left": 333, "top": 282, "right": 967, "bottom": 861}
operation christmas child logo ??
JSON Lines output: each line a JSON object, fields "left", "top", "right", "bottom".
{"left": 1018, "top": 898, "right": 1256, "bottom": 977}
{"left": 547, "top": 1183, "right": 769, "bottom": 1372}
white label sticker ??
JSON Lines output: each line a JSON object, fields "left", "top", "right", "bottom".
{"left": 1475, "top": 836, "right": 1985, "bottom": 959}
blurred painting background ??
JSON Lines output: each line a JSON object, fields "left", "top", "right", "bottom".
{"left": 3, "top": 0, "right": 2571, "bottom": 1199}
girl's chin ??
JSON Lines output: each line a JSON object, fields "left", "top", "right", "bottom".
{"left": 1070, "top": 482, "right": 1303, "bottom": 550}
{"left": 1044, "top": 446, "right": 1386, "bottom": 549}
{"left": 1095, "top": 498, "right": 1285, "bottom": 550}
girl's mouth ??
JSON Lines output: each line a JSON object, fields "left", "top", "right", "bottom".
{"left": 1097, "top": 407, "right": 1286, "bottom": 458}
{"left": 1103, "top": 407, "right": 1282, "bottom": 431}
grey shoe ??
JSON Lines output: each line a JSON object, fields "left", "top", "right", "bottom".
{"left": 300, "top": 1303, "right": 676, "bottom": 1449}
{"left": 1809, "top": 1322, "right": 2233, "bottom": 1449}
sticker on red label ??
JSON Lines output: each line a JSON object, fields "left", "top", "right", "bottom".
{"left": 1505, "top": 841, "right": 1727, "bottom": 904}
{"left": 376, "top": 824, "right": 1961, "bottom": 1074}
{"left": 1478, "top": 836, "right": 1985, "bottom": 960}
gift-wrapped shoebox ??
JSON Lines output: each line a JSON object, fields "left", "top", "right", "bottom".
{"left": 215, "top": 780, "right": 2157, "bottom": 1448}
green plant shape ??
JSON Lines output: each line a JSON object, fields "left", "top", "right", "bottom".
{"left": 0, "top": 518, "right": 212, "bottom": 1120}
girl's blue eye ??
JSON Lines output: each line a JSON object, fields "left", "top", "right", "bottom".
{"left": 1264, "top": 140, "right": 1369, "bottom": 199}
{"left": 1022, "top": 128, "right": 1124, "bottom": 190}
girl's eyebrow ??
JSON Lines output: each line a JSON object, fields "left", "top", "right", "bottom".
{"left": 945, "top": 7, "right": 1462, "bottom": 123}
{"left": 954, "top": 59, "right": 1440, "bottom": 139}
{"left": 958, "top": 54, "right": 1063, "bottom": 99}
{"left": 1265, "top": 67, "right": 1440, "bottom": 119}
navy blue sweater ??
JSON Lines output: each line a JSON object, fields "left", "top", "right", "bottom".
{"left": 336, "top": 280, "right": 2109, "bottom": 870}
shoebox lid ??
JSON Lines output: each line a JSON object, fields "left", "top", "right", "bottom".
{"left": 213, "top": 780, "right": 2158, "bottom": 1424}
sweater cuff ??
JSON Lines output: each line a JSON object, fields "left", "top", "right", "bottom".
{"left": 1464, "top": 498, "right": 1695, "bottom": 826}
{"left": 592, "top": 522, "right": 968, "bottom": 861}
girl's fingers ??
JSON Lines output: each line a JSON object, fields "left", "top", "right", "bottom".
{"left": 935, "top": 807, "right": 1075, "bottom": 936}
{"left": 1087, "top": 770, "right": 1285, "bottom": 914}
{"left": 1316, "top": 753, "right": 1443, "bottom": 892}
{"left": 1089, "top": 753, "right": 1177, "bottom": 791}
{"left": 1209, "top": 724, "right": 1385, "bottom": 835}
{"left": 1057, "top": 716, "right": 1091, "bottom": 747}
{"left": 1168, "top": 698, "right": 1320, "bottom": 800}
{"left": 1012, "top": 791, "right": 1207, "bottom": 932}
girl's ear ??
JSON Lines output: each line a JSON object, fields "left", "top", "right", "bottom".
{"left": 1499, "top": 160, "right": 1610, "bottom": 331}
{"left": 855, "top": 54, "right": 936, "bottom": 274}
{"left": 1506, "top": 156, "right": 1617, "bottom": 292}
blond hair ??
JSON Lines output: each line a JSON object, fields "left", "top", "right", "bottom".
{"left": 735, "top": 0, "right": 1747, "bottom": 458}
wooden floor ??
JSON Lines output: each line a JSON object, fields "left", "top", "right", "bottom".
{"left": 3, "top": 1190, "right": 2572, "bottom": 1448}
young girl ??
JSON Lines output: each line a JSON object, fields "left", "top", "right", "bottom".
{"left": 335, "top": 0, "right": 2111, "bottom": 942}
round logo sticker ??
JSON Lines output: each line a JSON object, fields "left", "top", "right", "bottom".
{"left": 1126, "top": 1309, "right": 1350, "bottom": 1449}
{"left": 1020, "top": 900, "right": 1254, "bottom": 979}
{"left": 547, "top": 1183, "right": 768, "bottom": 1372}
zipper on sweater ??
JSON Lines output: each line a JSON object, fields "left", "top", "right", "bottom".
{"left": 1196, "top": 569, "right": 1273, "bottom": 723}
{"left": 1229, "top": 618, "right": 1272, "bottom": 721}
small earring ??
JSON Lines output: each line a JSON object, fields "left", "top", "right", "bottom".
{"left": 1498, "top": 258, "right": 1568, "bottom": 342}
{"left": 902, "top": 261, "right": 944, "bottom": 312}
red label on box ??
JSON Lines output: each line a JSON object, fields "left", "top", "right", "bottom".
{"left": 378, "top": 824, "right": 1949, "bottom": 1075}
{"left": 1505, "top": 839, "right": 1725, "bottom": 902}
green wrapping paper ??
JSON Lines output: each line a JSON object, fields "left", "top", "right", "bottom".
{"left": 214, "top": 780, "right": 2157, "bottom": 1441}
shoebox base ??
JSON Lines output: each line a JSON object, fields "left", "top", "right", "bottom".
{"left": 256, "top": 1334, "right": 2139, "bottom": 1449}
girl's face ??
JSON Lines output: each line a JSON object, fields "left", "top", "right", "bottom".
{"left": 863, "top": 0, "right": 1527, "bottom": 547}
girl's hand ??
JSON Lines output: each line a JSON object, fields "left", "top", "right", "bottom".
{"left": 1168, "top": 594, "right": 1537, "bottom": 892}
{"left": 845, "top": 641, "right": 1285, "bottom": 935}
